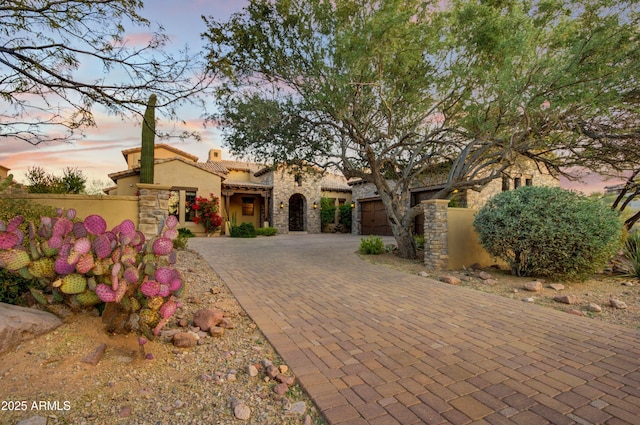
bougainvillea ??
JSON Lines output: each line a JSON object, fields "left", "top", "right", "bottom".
{"left": 191, "top": 193, "right": 223, "bottom": 234}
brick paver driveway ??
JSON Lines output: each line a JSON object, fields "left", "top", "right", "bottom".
{"left": 191, "top": 234, "right": 640, "bottom": 425}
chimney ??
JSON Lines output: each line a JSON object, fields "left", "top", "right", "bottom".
{"left": 208, "top": 149, "right": 222, "bottom": 162}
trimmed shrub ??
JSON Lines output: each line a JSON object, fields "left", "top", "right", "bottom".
{"left": 359, "top": 235, "right": 385, "bottom": 255}
{"left": 473, "top": 186, "right": 623, "bottom": 281}
{"left": 255, "top": 226, "right": 277, "bottom": 236}
{"left": 0, "top": 199, "right": 58, "bottom": 230}
{"left": 230, "top": 222, "right": 257, "bottom": 238}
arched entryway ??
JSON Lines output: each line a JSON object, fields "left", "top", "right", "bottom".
{"left": 288, "top": 193, "right": 305, "bottom": 231}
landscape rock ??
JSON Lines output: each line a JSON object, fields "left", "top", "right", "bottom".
{"left": 587, "top": 303, "right": 602, "bottom": 313}
{"left": 609, "top": 299, "right": 628, "bottom": 309}
{"left": 80, "top": 343, "right": 107, "bottom": 366}
{"left": 118, "top": 405, "right": 132, "bottom": 418}
{"left": 289, "top": 401, "right": 307, "bottom": 415}
{"left": 209, "top": 326, "right": 225, "bottom": 337}
{"left": 567, "top": 309, "right": 584, "bottom": 316}
{"left": 0, "top": 302, "right": 63, "bottom": 355}
{"left": 483, "top": 279, "right": 498, "bottom": 286}
{"left": 16, "top": 416, "right": 47, "bottom": 425}
{"left": 440, "top": 276, "right": 461, "bottom": 285}
{"left": 549, "top": 284, "right": 565, "bottom": 291}
{"left": 233, "top": 403, "right": 251, "bottom": 420}
{"left": 478, "top": 271, "right": 493, "bottom": 280}
{"left": 273, "top": 382, "right": 289, "bottom": 395}
{"left": 279, "top": 364, "right": 289, "bottom": 373}
{"left": 172, "top": 331, "right": 198, "bottom": 348}
{"left": 418, "top": 271, "right": 429, "bottom": 277}
{"left": 192, "top": 307, "right": 223, "bottom": 331}
{"left": 246, "top": 364, "right": 259, "bottom": 377}
{"left": 522, "top": 297, "right": 535, "bottom": 303}
{"left": 276, "top": 374, "right": 296, "bottom": 386}
{"left": 266, "top": 364, "right": 280, "bottom": 379}
{"left": 220, "top": 317, "right": 235, "bottom": 329}
{"left": 523, "top": 281, "right": 543, "bottom": 292}
{"left": 553, "top": 294, "right": 577, "bottom": 305}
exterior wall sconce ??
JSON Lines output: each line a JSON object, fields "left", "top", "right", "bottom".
{"left": 313, "top": 201, "right": 318, "bottom": 209}
{"left": 279, "top": 201, "right": 285, "bottom": 209}
{"left": 350, "top": 201, "right": 355, "bottom": 208}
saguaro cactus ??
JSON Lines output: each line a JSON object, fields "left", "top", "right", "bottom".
{"left": 140, "top": 94, "right": 157, "bottom": 184}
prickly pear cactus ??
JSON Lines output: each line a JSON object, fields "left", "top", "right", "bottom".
{"left": 0, "top": 208, "right": 184, "bottom": 337}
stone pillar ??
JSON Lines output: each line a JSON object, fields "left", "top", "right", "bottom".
{"left": 422, "top": 199, "right": 450, "bottom": 271}
{"left": 137, "top": 183, "right": 172, "bottom": 240}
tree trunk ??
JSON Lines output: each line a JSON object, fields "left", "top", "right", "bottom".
{"left": 390, "top": 222, "right": 417, "bottom": 259}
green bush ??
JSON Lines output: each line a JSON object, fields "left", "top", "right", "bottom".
{"left": 178, "top": 227, "right": 196, "bottom": 238}
{"left": 230, "top": 222, "right": 257, "bottom": 238}
{"left": 414, "top": 234, "right": 425, "bottom": 250}
{"left": 0, "top": 199, "right": 58, "bottom": 231}
{"left": 339, "top": 204, "right": 352, "bottom": 229}
{"left": 473, "top": 186, "right": 623, "bottom": 281}
{"left": 359, "top": 235, "right": 385, "bottom": 255}
{"left": 255, "top": 226, "right": 277, "bottom": 236}
{"left": 320, "top": 198, "right": 337, "bottom": 228}
{"left": 624, "top": 230, "right": 640, "bottom": 278}
{"left": 172, "top": 227, "right": 196, "bottom": 250}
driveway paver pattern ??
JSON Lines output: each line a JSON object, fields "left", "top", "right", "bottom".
{"left": 191, "top": 234, "right": 640, "bottom": 424}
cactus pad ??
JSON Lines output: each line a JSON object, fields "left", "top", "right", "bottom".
{"left": 93, "top": 234, "right": 112, "bottom": 259}
{"left": 152, "top": 237, "right": 173, "bottom": 256}
{"left": 146, "top": 296, "right": 164, "bottom": 311}
{"left": 95, "top": 284, "right": 117, "bottom": 302}
{"left": 139, "top": 308, "right": 160, "bottom": 328}
{"left": 0, "top": 232, "right": 19, "bottom": 249}
{"left": 76, "top": 290, "right": 102, "bottom": 306}
{"left": 140, "top": 280, "right": 160, "bottom": 297}
{"left": 157, "top": 284, "right": 170, "bottom": 297}
{"left": 84, "top": 214, "right": 107, "bottom": 235}
{"left": 155, "top": 267, "right": 173, "bottom": 285}
{"left": 0, "top": 249, "right": 31, "bottom": 271}
{"left": 76, "top": 253, "right": 95, "bottom": 274}
{"left": 54, "top": 256, "right": 76, "bottom": 275}
{"left": 60, "top": 273, "right": 88, "bottom": 294}
{"left": 124, "top": 267, "right": 140, "bottom": 284}
{"left": 165, "top": 215, "right": 178, "bottom": 230}
{"left": 28, "top": 258, "right": 56, "bottom": 279}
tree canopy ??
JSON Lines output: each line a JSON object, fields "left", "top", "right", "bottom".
{"left": 1, "top": 0, "right": 212, "bottom": 145}
{"left": 203, "top": 0, "right": 640, "bottom": 258}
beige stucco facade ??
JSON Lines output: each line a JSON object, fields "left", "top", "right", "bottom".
{"left": 108, "top": 145, "right": 351, "bottom": 235}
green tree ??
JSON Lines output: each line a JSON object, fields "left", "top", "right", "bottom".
{"left": 25, "top": 166, "right": 86, "bottom": 194}
{"left": 203, "top": 0, "right": 640, "bottom": 258}
{"left": 1, "top": 0, "right": 212, "bottom": 145}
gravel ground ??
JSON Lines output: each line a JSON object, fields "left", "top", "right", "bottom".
{"left": 0, "top": 249, "right": 323, "bottom": 425}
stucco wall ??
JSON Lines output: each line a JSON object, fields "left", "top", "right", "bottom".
{"left": 447, "top": 208, "right": 507, "bottom": 269}
{"left": 3, "top": 194, "right": 139, "bottom": 230}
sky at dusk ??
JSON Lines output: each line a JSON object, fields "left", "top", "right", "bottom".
{"left": 1, "top": 0, "right": 248, "bottom": 187}
{"left": 0, "top": 0, "right": 625, "bottom": 194}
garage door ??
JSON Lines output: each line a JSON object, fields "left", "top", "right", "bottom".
{"left": 360, "top": 200, "right": 393, "bottom": 236}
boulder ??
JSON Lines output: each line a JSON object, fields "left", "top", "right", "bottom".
{"left": 172, "top": 331, "right": 198, "bottom": 348}
{"left": 553, "top": 295, "right": 577, "bottom": 305}
{"left": 192, "top": 307, "right": 223, "bottom": 331}
{"left": 439, "top": 276, "right": 461, "bottom": 285}
{"left": 523, "top": 281, "right": 543, "bottom": 292}
{"left": 0, "top": 302, "right": 63, "bottom": 356}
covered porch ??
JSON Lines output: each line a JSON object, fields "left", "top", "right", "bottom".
{"left": 221, "top": 181, "right": 273, "bottom": 233}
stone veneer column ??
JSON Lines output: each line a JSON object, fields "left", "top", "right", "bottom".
{"left": 422, "top": 199, "right": 450, "bottom": 271}
{"left": 137, "top": 183, "right": 172, "bottom": 239}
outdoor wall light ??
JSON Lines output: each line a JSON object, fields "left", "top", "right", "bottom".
{"left": 279, "top": 201, "right": 285, "bottom": 209}
{"left": 350, "top": 201, "right": 355, "bottom": 208}
{"left": 313, "top": 201, "right": 318, "bottom": 209}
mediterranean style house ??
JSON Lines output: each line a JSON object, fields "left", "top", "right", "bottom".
{"left": 106, "top": 144, "right": 352, "bottom": 235}
{"left": 106, "top": 144, "right": 558, "bottom": 236}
